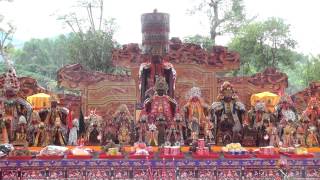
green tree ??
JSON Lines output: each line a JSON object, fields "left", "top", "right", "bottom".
{"left": 228, "top": 17, "right": 297, "bottom": 75}
{"left": 58, "top": 0, "right": 117, "bottom": 72}
{"left": 188, "top": 0, "right": 247, "bottom": 44}
{"left": 183, "top": 34, "right": 214, "bottom": 50}
{"left": 0, "top": 0, "right": 15, "bottom": 57}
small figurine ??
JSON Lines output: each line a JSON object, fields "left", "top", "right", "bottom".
{"left": 13, "top": 116, "right": 28, "bottom": 146}
{"left": 257, "top": 119, "right": 270, "bottom": 147}
{"left": 89, "top": 124, "right": 101, "bottom": 145}
{"left": 266, "top": 121, "right": 280, "bottom": 147}
{"left": 188, "top": 117, "right": 200, "bottom": 143}
{"left": 27, "top": 112, "right": 40, "bottom": 146}
{"left": 68, "top": 119, "right": 79, "bottom": 146}
{"left": 0, "top": 111, "right": 9, "bottom": 144}
{"left": 118, "top": 125, "right": 130, "bottom": 145}
{"left": 166, "top": 113, "right": 185, "bottom": 145}
{"left": 113, "top": 104, "right": 135, "bottom": 144}
{"left": 137, "top": 115, "right": 148, "bottom": 143}
{"left": 282, "top": 120, "right": 295, "bottom": 147}
{"left": 295, "top": 122, "right": 306, "bottom": 146}
{"left": 52, "top": 118, "right": 66, "bottom": 146}
{"left": 34, "top": 122, "right": 49, "bottom": 146}
{"left": 306, "top": 126, "right": 319, "bottom": 147}
{"left": 146, "top": 123, "right": 158, "bottom": 146}
{"left": 204, "top": 121, "right": 214, "bottom": 143}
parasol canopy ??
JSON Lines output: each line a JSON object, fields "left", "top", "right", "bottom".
{"left": 27, "top": 93, "right": 51, "bottom": 110}
{"left": 250, "top": 92, "right": 280, "bottom": 112}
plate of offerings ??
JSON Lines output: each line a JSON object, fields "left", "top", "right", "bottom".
{"left": 254, "top": 146, "right": 280, "bottom": 159}
{"left": 67, "top": 147, "right": 93, "bottom": 159}
{"left": 159, "top": 146, "right": 184, "bottom": 159}
{"left": 222, "top": 143, "right": 252, "bottom": 159}
{"left": 280, "top": 147, "right": 314, "bottom": 158}
{"left": 7, "top": 148, "right": 33, "bottom": 160}
{"left": 37, "top": 145, "right": 67, "bottom": 160}
{"left": 99, "top": 147, "right": 124, "bottom": 159}
{"left": 128, "top": 142, "right": 154, "bottom": 159}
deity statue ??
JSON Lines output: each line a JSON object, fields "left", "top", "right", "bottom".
{"left": 34, "top": 122, "right": 51, "bottom": 146}
{"left": 0, "top": 111, "right": 9, "bottom": 144}
{"left": 139, "top": 10, "right": 175, "bottom": 103}
{"left": 266, "top": 121, "right": 280, "bottom": 147}
{"left": 13, "top": 115, "right": 28, "bottom": 146}
{"left": 146, "top": 123, "right": 158, "bottom": 146}
{"left": 136, "top": 115, "right": 148, "bottom": 143}
{"left": 295, "top": 121, "right": 306, "bottom": 146}
{"left": 183, "top": 87, "right": 211, "bottom": 143}
{"left": 52, "top": 117, "right": 67, "bottom": 146}
{"left": 306, "top": 126, "right": 319, "bottom": 147}
{"left": 86, "top": 110, "right": 102, "bottom": 145}
{"left": 248, "top": 102, "right": 274, "bottom": 129}
{"left": 257, "top": 119, "right": 270, "bottom": 147}
{"left": 165, "top": 113, "right": 186, "bottom": 145}
{"left": 113, "top": 104, "right": 134, "bottom": 145}
{"left": 204, "top": 121, "right": 214, "bottom": 143}
{"left": 275, "top": 94, "right": 298, "bottom": 123}
{"left": 68, "top": 118, "right": 79, "bottom": 146}
{"left": 210, "top": 81, "right": 245, "bottom": 145}
{"left": 139, "top": 76, "right": 178, "bottom": 145}
{"left": 282, "top": 120, "right": 296, "bottom": 147}
{"left": 302, "top": 97, "right": 320, "bottom": 127}
{"left": 27, "top": 112, "right": 40, "bottom": 146}
{"left": 188, "top": 117, "right": 200, "bottom": 143}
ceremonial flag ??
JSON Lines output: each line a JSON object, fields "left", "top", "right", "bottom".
{"left": 78, "top": 107, "right": 85, "bottom": 136}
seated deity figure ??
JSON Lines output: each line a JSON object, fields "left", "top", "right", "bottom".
{"left": 86, "top": 113, "right": 102, "bottom": 146}
{"left": 210, "top": 81, "right": 245, "bottom": 146}
{"left": 183, "top": 87, "right": 210, "bottom": 143}
{"left": 13, "top": 116, "right": 28, "bottom": 146}
{"left": 139, "top": 76, "right": 178, "bottom": 146}
{"left": 113, "top": 104, "right": 134, "bottom": 145}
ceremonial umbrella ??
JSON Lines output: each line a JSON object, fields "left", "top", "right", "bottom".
{"left": 26, "top": 93, "right": 51, "bottom": 110}
{"left": 250, "top": 92, "right": 280, "bottom": 112}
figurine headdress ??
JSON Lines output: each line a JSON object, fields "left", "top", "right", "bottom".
{"left": 185, "top": 86, "right": 202, "bottom": 100}
{"left": 254, "top": 102, "right": 267, "bottom": 112}
{"left": 307, "top": 97, "right": 320, "bottom": 108}
{"left": 217, "top": 81, "right": 237, "bottom": 100}
{"left": 279, "top": 94, "right": 293, "bottom": 104}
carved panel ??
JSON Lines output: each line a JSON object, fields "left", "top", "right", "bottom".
{"left": 292, "top": 81, "right": 320, "bottom": 112}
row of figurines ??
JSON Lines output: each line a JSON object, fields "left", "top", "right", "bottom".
{"left": 0, "top": 109, "right": 319, "bottom": 148}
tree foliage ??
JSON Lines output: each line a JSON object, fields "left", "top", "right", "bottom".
{"left": 183, "top": 34, "right": 214, "bottom": 50}
{"left": 189, "top": 0, "right": 247, "bottom": 44}
{"left": 228, "top": 17, "right": 297, "bottom": 75}
{"left": 58, "top": 0, "right": 117, "bottom": 72}
{"left": 0, "top": 0, "right": 15, "bottom": 57}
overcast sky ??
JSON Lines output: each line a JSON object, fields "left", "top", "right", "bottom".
{"left": 1, "top": 0, "right": 319, "bottom": 55}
